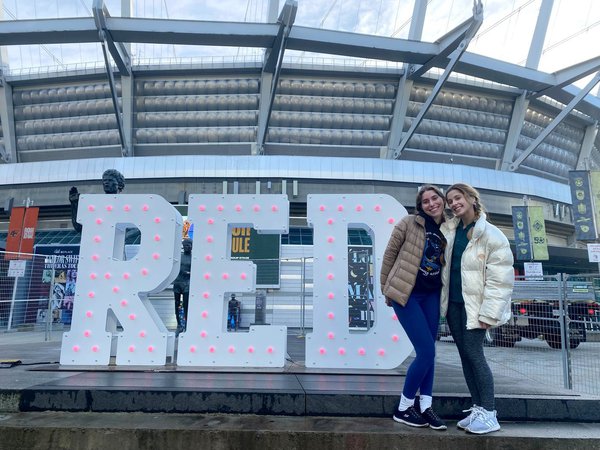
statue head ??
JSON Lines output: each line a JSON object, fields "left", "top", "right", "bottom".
{"left": 182, "top": 238, "right": 193, "bottom": 254}
{"left": 102, "top": 169, "right": 125, "bottom": 194}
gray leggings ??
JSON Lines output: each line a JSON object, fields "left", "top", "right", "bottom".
{"left": 446, "top": 302, "right": 495, "bottom": 410}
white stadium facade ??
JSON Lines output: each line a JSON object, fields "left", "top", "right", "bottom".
{"left": 0, "top": 0, "right": 599, "bottom": 273}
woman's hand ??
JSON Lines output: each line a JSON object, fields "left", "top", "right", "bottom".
{"left": 385, "top": 297, "right": 393, "bottom": 307}
{"left": 479, "top": 321, "right": 491, "bottom": 329}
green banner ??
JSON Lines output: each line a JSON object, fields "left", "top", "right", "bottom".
{"left": 590, "top": 171, "right": 600, "bottom": 239}
{"left": 230, "top": 227, "right": 280, "bottom": 287}
{"left": 528, "top": 206, "right": 549, "bottom": 261}
{"left": 568, "top": 171, "right": 597, "bottom": 240}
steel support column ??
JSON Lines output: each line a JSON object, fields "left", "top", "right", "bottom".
{"left": 576, "top": 122, "right": 598, "bottom": 170}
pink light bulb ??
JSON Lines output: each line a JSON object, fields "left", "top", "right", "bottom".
{"left": 128, "top": 313, "right": 136, "bottom": 320}
{"left": 355, "top": 204, "right": 363, "bottom": 212}
{"left": 93, "top": 235, "right": 101, "bottom": 243}
{"left": 327, "top": 312, "right": 335, "bottom": 319}
{"left": 327, "top": 218, "right": 334, "bottom": 225}
{"left": 154, "top": 234, "right": 161, "bottom": 242}
{"left": 104, "top": 272, "right": 111, "bottom": 279}
{"left": 123, "top": 272, "right": 130, "bottom": 280}
{"left": 112, "top": 286, "right": 120, "bottom": 293}
{"left": 142, "top": 204, "right": 150, "bottom": 211}
{"left": 202, "top": 292, "right": 210, "bottom": 299}
{"left": 327, "top": 236, "right": 335, "bottom": 243}
{"left": 207, "top": 218, "right": 214, "bottom": 225}
{"left": 147, "top": 345, "right": 154, "bottom": 353}
{"left": 128, "top": 345, "right": 135, "bottom": 352}
{"left": 328, "top": 292, "right": 335, "bottom": 300}
{"left": 189, "top": 346, "right": 197, "bottom": 353}
{"left": 206, "top": 235, "right": 214, "bottom": 243}
{"left": 201, "top": 310, "right": 208, "bottom": 318}
{"left": 152, "top": 253, "right": 160, "bottom": 260}
{"left": 154, "top": 217, "right": 161, "bottom": 223}
{"left": 319, "top": 347, "right": 326, "bottom": 355}
{"left": 337, "top": 205, "right": 344, "bottom": 211}
{"left": 392, "top": 334, "right": 399, "bottom": 342}
{"left": 338, "top": 348, "right": 346, "bottom": 355}
{"left": 205, "top": 254, "right": 213, "bottom": 261}
{"left": 327, "top": 273, "right": 334, "bottom": 280}
{"left": 327, "top": 255, "right": 334, "bottom": 261}
{"left": 358, "top": 348, "right": 366, "bottom": 356}
{"left": 240, "top": 273, "right": 247, "bottom": 280}
{"left": 392, "top": 314, "right": 398, "bottom": 321}
{"left": 87, "top": 205, "right": 95, "bottom": 212}
{"left": 271, "top": 205, "right": 278, "bottom": 212}
{"left": 91, "top": 254, "right": 99, "bottom": 261}
{"left": 95, "top": 218, "right": 103, "bottom": 225}
{"left": 247, "top": 346, "right": 255, "bottom": 353}
{"left": 319, "top": 205, "right": 326, "bottom": 211}
{"left": 141, "top": 268, "right": 149, "bottom": 276}
{"left": 92, "top": 345, "right": 99, "bottom": 352}
{"left": 235, "top": 205, "right": 242, "bottom": 212}
{"left": 72, "top": 345, "right": 80, "bottom": 352}
{"left": 267, "top": 346, "right": 274, "bottom": 354}
{"left": 84, "top": 330, "right": 91, "bottom": 337}
{"left": 209, "top": 346, "right": 216, "bottom": 353}
{"left": 106, "top": 205, "right": 113, "bottom": 212}
{"left": 378, "top": 349, "right": 386, "bottom": 356}
{"left": 253, "top": 204, "right": 261, "bottom": 212}
{"left": 222, "top": 273, "right": 229, "bottom": 280}
{"left": 88, "top": 291, "right": 95, "bottom": 299}
{"left": 217, "top": 205, "right": 224, "bottom": 211}
{"left": 327, "top": 332, "right": 335, "bottom": 339}
{"left": 204, "top": 273, "right": 211, "bottom": 280}
{"left": 200, "top": 330, "right": 207, "bottom": 338}
{"left": 374, "top": 205, "right": 381, "bottom": 212}
{"left": 123, "top": 205, "right": 131, "bottom": 212}
{"left": 228, "top": 346, "right": 235, "bottom": 353}
{"left": 90, "top": 273, "right": 97, "bottom": 280}
{"left": 388, "top": 218, "right": 395, "bottom": 224}
{"left": 86, "top": 311, "right": 93, "bottom": 318}
{"left": 139, "top": 331, "right": 146, "bottom": 338}
{"left": 199, "top": 204, "right": 206, "bottom": 212}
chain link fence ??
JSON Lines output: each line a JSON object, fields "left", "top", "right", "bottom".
{"left": 1, "top": 249, "right": 599, "bottom": 396}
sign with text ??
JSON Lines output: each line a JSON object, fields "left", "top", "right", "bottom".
{"left": 512, "top": 206, "right": 532, "bottom": 261}
{"left": 528, "top": 206, "right": 549, "bottom": 261}
{"left": 588, "top": 243, "right": 600, "bottom": 263}
{"left": 524, "top": 262, "right": 543, "bottom": 280}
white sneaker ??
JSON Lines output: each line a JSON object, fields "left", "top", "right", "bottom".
{"left": 457, "top": 405, "right": 480, "bottom": 430}
{"left": 466, "top": 408, "right": 500, "bottom": 434}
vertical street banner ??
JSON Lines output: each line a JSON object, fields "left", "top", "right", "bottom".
{"left": 230, "top": 227, "right": 280, "bottom": 287}
{"left": 20, "top": 207, "right": 39, "bottom": 257}
{"left": 590, "top": 171, "right": 600, "bottom": 239}
{"left": 511, "top": 206, "right": 532, "bottom": 261}
{"left": 568, "top": 171, "right": 597, "bottom": 241}
{"left": 5, "top": 207, "right": 25, "bottom": 259}
{"left": 528, "top": 206, "right": 549, "bottom": 261}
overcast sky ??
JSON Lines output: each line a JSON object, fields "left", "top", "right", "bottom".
{"left": 2, "top": 0, "right": 599, "bottom": 91}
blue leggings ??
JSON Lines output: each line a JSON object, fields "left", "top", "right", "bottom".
{"left": 392, "top": 289, "right": 440, "bottom": 398}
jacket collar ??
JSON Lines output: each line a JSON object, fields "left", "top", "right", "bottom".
{"left": 444, "top": 213, "right": 487, "bottom": 240}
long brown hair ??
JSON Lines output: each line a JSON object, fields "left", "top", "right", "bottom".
{"left": 446, "top": 183, "right": 485, "bottom": 220}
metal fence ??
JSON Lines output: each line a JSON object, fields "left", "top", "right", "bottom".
{"left": 1, "top": 250, "right": 599, "bottom": 396}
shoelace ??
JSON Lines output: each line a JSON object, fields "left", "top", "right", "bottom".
{"left": 426, "top": 409, "right": 442, "bottom": 421}
{"left": 462, "top": 406, "right": 482, "bottom": 425}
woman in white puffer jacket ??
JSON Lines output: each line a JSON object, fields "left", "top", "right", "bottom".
{"left": 440, "top": 183, "right": 514, "bottom": 435}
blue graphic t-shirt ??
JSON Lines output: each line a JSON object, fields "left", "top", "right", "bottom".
{"left": 414, "top": 213, "right": 446, "bottom": 293}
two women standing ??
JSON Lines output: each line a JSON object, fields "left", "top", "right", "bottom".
{"left": 381, "top": 183, "right": 514, "bottom": 435}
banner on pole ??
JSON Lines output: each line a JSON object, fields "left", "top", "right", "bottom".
{"left": 589, "top": 171, "right": 600, "bottom": 239}
{"left": 512, "top": 206, "right": 532, "bottom": 261}
{"left": 568, "top": 171, "right": 597, "bottom": 241}
{"left": 528, "top": 206, "right": 549, "bottom": 261}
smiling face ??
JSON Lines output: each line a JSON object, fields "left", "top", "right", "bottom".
{"left": 446, "top": 188, "right": 476, "bottom": 224}
{"left": 419, "top": 189, "right": 445, "bottom": 223}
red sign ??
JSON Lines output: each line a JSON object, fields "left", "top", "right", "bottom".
{"left": 4, "top": 206, "right": 39, "bottom": 260}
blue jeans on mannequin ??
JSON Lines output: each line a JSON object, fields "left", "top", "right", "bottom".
{"left": 392, "top": 289, "right": 440, "bottom": 399}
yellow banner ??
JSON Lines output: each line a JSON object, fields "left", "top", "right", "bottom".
{"left": 528, "top": 206, "right": 549, "bottom": 261}
{"left": 590, "top": 171, "right": 600, "bottom": 239}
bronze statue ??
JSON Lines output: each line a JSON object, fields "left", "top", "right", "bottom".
{"left": 70, "top": 169, "right": 125, "bottom": 233}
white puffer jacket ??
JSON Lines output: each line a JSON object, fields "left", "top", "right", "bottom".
{"left": 440, "top": 213, "right": 514, "bottom": 330}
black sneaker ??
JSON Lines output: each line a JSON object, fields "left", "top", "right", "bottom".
{"left": 393, "top": 406, "right": 428, "bottom": 427}
{"left": 421, "top": 407, "right": 447, "bottom": 430}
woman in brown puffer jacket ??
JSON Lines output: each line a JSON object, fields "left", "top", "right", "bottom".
{"left": 380, "top": 184, "right": 447, "bottom": 431}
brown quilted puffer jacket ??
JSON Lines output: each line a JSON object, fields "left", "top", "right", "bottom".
{"left": 380, "top": 214, "right": 425, "bottom": 306}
